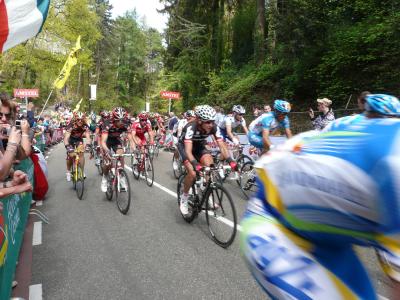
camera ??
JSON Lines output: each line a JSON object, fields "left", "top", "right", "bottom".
{"left": 1, "top": 127, "right": 10, "bottom": 137}
{"left": 15, "top": 119, "right": 21, "bottom": 129}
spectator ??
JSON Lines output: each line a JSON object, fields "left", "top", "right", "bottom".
{"left": 309, "top": 98, "right": 335, "bottom": 130}
{"left": 168, "top": 112, "right": 178, "bottom": 131}
{"left": 27, "top": 102, "right": 35, "bottom": 128}
{"left": 357, "top": 91, "right": 371, "bottom": 110}
{"left": 253, "top": 106, "right": 261, "bottom": 117}
{"left": 263, "top": 104, "right": 272, "bottom": 113}
{"left": 0, "top": 94, "right": 31, "bottom": 159}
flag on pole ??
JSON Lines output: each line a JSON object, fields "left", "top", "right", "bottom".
{"left": 53, "top": 36, "right": 81, "bottom": 90}
{"left": 0, "top": 0, "right": 50, "bottom": 53}
{"left": 73, "top": 98, "right": 83, "bottom": 113}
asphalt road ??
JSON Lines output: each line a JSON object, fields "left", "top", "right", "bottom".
{"left": 31, "top": 144, "right": 392, "bottom": 299}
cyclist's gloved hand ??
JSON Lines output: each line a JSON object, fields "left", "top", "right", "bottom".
{"left": 226, "top": 157, "right": 238, "bottom": 171}
{"left": 191, "top": 159, "right": 202, "bottom": 172}
{"left": 233, "top": 139, "right": 240, "bottom": 146}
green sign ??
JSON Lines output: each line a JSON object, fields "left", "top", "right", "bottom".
{"left": 0, "top": 159, "right": 34, "bottom": 300}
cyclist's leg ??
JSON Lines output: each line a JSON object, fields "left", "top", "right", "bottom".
{"left": 179, "top": 143, "right": 195, "bottom": 193}
{"left": 240, "top": 198, "right": 376, "bottom": 300}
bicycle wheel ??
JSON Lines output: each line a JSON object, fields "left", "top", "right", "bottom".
{"left": 116, "top": 169, "right": 131, "bottom": 215}
{"left": 71, "top": 163, "right": 77, "bottom": 190}
{"left": 172, "top": 155, "right": 182, "bottom": 179}
{"left": 131, "top": 155, "right": 140, "bottom": 180}
{"left": 105, "top": 172, "right": 114, "bottom": 201}
{"left": 238, "top": 161, "right": 256, "bottom": 200}
{"left": 205, "top": 184, "right": 237, "bottom": 248}
{"left": 96, "top": 152, "right": 103, "bottom": 176}
{"left": 75, "top": 166, "right": 85, "bottom": 200}
{"left": 177, "top": 174, "right": 198, "bottom": 223}
{"left": 144, "top": 157, "right": 154, "bottom": 187}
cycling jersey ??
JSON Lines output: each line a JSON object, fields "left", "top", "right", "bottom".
{"left": 176, "top": 119, "right": 188, "bottom": 138}
{"left": 66, "top": 122, "right": 88, "bottom": 140}
{"left": 248, "top": 112, "right": 290, "bottom": 134}
{"left": 218, "top": 114, "right": 246, "bottom": 130}
{"left": 248, "top": 112, "right": 290, "bottom": 148}
{"left": 241, "top": 117, "right": 400, "bottom": 299}
{"left": 132, "top": 121, "right": 151, "bottom": 143}
{"left": 178, "top": 121, "right": 223, "bottom": 162}
{"left": 101, "top": 119, "right": 131, "bottom": 152}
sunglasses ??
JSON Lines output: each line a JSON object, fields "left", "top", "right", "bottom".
{"left": 0, "top": 112, "right": 11, "bottom": 119}
{"left": 203, "top": 120, "right": 214, "bottom": 124}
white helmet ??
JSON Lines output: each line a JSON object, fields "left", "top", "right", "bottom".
{"left": 232, "top": 105, "right": 245, "bottom": 114}
{"left": 195, "top": 105, "right": 216, "bottom": 121}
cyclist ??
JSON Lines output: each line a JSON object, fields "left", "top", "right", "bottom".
{"left": 131, "top": 112, "right": 155, "bottom": 149}
{"left": 217, "top": 105, "right": 248, "bottom": 145}
{"left": 248, "top": 100, "right": 292, "bottom": 152}
{"left": 240, "top": 94, "right": 400, "bottom": 299}
{"left": 93, "top": 110, "right": 110, "bottom": 165}
{"left": 100, "top": 107, "right": 135, "bottom": 192}
{"left": 178, "top": 105, "right": 237, "bottom": 215}
{"left": 64, "top": 112, "right": 91, "bottom": 182}
{"left": 172, "top": 110, "right": 196, "bottom": 171}
{"left": 88, "top": 112, "right": 97, "bottom": 134}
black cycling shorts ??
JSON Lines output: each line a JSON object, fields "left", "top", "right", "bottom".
{"left": 106, "top": 138, "right": 123, "bottom": 152}
{"left": 177, "top": 143, "right": 211, "bottom": 163}
{"left": 68, "top": 137, "right": 83, "bottom": 148}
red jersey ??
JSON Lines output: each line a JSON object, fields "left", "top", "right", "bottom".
{"left": 132, "top": 121, "right": 151, "bottom": 140}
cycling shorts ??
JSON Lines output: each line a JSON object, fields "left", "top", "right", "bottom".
{"left": 241, "top": 196, "right": 377, "bottom": 300}
{"left": 248, "top": 132, "right": 263, "bottom": 149}
{"left": 177, "top": 143, "right": 211, "bottom": 163}
{"left": 106, "top": 137, "right": 123, "bottom": 152}
{"left": 68, "top": 137, "right": 83, "bottom": 148}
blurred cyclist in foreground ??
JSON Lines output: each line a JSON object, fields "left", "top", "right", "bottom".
{"left": 240, "top": 94, "right": 400, "bottom": 299}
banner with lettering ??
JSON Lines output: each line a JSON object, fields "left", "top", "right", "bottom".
{"left": 0, "top": 159, "right": 34, "bottom": 299}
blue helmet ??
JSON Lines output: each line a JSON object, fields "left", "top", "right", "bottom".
{"left": 274, "top": 100, "right": 291, "bottom": 113}
{"left": 365, "top": 94, "right": 400, "bottom": 116}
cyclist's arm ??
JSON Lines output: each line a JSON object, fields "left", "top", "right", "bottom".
{"left": 127, "top": 132, "right": 136, "bottom": 151}
{"left": 216, "top": 139, "right": 231, "bottom": 160}
{"left": 148, "top": 128, "right": 155, "bottom": 144}
{"left": 131, "top": 130, "right": 141, "bottom": 147}
{"left": 262, "top": 128, "right": 272, "bottom": 150}
{"left": 184, "top": 141, "right": 196, "bottom": 163}
{"left": 242, "top": 124, "right": 249, "bottom": 135}
{"left": 285, "top": 128, "right": 293, "bottom": 139}
{"left": 100, "top": 132, "right": 110, "bottom": 153}
{"left": 226, "top": 124, "right": 239, "bottom": 144}
{"left": 64, "top": 131, "right": 71, "bottom": 147}
{"left": 84, "top": 130, "right": 91, "bottom": 146}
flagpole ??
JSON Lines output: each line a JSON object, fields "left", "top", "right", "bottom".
{"left": 39, "top": 88, "right": 54, "bottom": 117}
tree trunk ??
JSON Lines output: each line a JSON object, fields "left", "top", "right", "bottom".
{"left": 255, "top": 0, "right": 265, "bottom": 66}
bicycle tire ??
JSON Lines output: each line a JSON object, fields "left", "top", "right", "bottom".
{"left": 177, "top": 174, "right": 197, "bottom": 223}
{"left": 116, "top": 169, "right": 131, "bottom": 215}
{"left": 172, "top": 155, "right": 182, "bottom": 179}
{"left": 238, "top": 161, "right": 256, "bottom": 200}
{"left": 96, "top": 154, "right": 103, "bottom": 176}
{"left": 131, "top": 155, "right": 140, "bottom": 180}
{"left": 105, "top": 172, "right": 113, "bottom": 201}
{"left": 205, "top": 184, "right": 237, "bottom": 248}
{"left": 71, "top": 163, "right": 77, "bottom": 190}
{"left": 75, "top": 166, "right": 85, "bottom": 200}
{"left": 144, "top": 157, "right": 154, "bottom": 187}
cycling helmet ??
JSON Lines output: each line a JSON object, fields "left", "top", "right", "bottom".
{"left": 100, "top": 110, "right": 110, "bottom": 118}
{"left": 138, "top": 112, "right": 148, "bottom": 121}
{"left": 154, "top": 113, "right": 160, "bottom": 118}
{"left": 149, "top": 112, "right": 155, "bottom": 119}
{"left": 274, "top": 100, "right": 291, "bottom": 113}
{"left": 90, "top": 112, "right": 96, "bottom": 121}
{"left": 186, "top": 110, "right": 195, "bottom": 118}
{"left": 112, "top": 107, "right": 127, "bottom": 120}
{"left": 365, "top": 94, "right": 400, "bottom": 116}
{"left": 232, "top": 105, "right": 246, "bottom": 114}
{"left": 195, "top": 105, "right": 216, "bottom": 121}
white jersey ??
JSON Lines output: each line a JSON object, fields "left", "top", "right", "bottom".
{"left": 176, "top": 118, "right": 188, "bottom": 138}
{"left": 218, "top": 114, "right": 246, "bottom": 130}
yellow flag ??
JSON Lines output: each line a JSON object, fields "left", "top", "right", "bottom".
{"left": 73, "top": 98, "right": 84, "bottom": 112}
{"left": 53, "top": 36, "right": 82, "bottom": 90}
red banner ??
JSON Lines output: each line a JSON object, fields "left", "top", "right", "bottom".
{"left": 13, "top": 89, "right": 39, "bottom": 98}
{"left": 160, "top": 91, "right": 180, "bottom": 99}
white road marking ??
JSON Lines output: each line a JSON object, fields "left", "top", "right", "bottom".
{"left": 36, "top": 201, "right": 43, "bottom": 207}
{"left": 125, "top": 165, "right": 242, "bottom": 231}
{"left": 29, "top": 284, "right": 43, "bottom": 300}
{"left": 45, "top": 156, "right": 49, "bottom": 159}
{"left": 33, "top": 221, "right": 42, "bottom": 246}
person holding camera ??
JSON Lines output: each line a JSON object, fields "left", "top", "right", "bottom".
{"left": 309, "top": 98, "right": 335, "bottom": 130}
